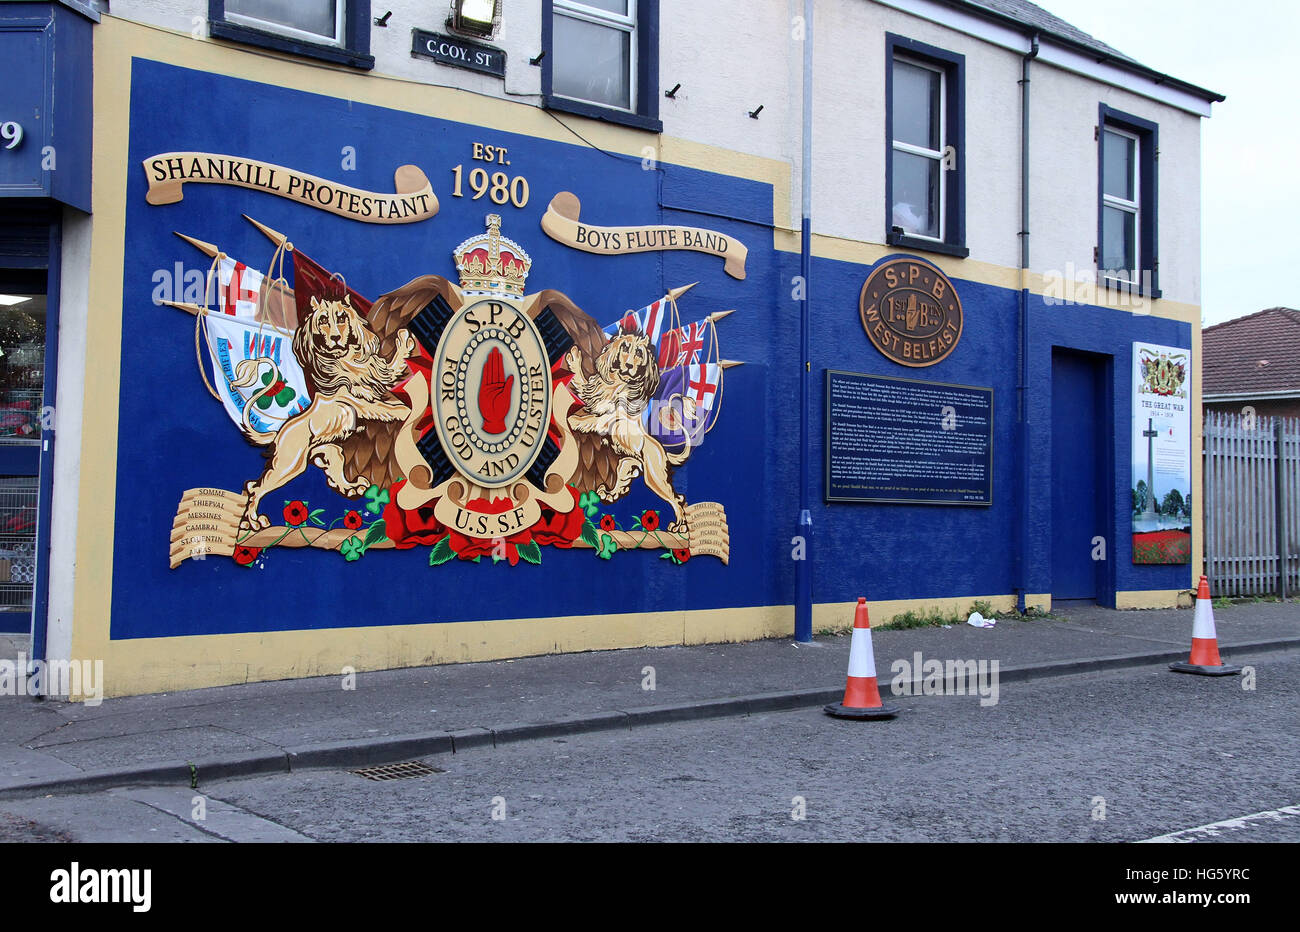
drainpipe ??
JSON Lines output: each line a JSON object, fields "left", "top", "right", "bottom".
{"left": 1016, "top": 33, "right": 1039, "bottom": 614}
{"left": 794, "top": 0, "right": 814, "bottom": 642}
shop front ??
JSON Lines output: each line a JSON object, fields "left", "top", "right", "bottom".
{"left": 0, "top": 2, "right": 94, "bottom": 644}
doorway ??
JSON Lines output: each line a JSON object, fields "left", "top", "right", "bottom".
{"left": 1050, "top": 349, "right": 1112, "bottom": 603}
{"left": 0, "top": 270, "right": 47, "bottom": 633}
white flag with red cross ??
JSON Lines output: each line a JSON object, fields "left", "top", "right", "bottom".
{"left": 216, "top": 256, "right": 265, "bottom": 319}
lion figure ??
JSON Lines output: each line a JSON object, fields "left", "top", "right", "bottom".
{"left": 232, "top": 292, "right": 416, "bottom": 530}
{"left": 566, "top": 326, "right": 692, "bottom": 529}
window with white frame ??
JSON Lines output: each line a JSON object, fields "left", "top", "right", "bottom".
{"left": 885, "top": 36, "right": 966, "bottom": 257}
{"left": 552, "top": 1, "right": 638, "bottom": 113}
{"left": 1100, "top": 126, "right": 1140, "bottom": 282}
{"left": 226, "top": 0, "right": 345, "bottom": 47}
{"left": 890, "top": 56, "right": 946, "bottom": 241}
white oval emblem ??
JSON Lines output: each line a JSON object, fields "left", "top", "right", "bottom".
{"left": 431, "top": 298, "right": 552, "bottom": 488}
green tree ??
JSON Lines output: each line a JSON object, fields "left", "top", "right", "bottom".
{"left": 1161, "top": 488, "right": 1185, "bottom": 518}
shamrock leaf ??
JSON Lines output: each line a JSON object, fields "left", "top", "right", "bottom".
{"left": 578, "top": 490, "right": 600, "bottom": 518}
{"left": 340, "top": 536, "right": 365, "bottom": 562}
{"left": 596, "top": 533, "right": 618, "bottom": 560}
{"left": 363, "top": 486, "right": 390, "bottom": 515}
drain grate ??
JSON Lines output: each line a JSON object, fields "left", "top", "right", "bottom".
{"left": 350, "top": 760, "right": 446, "bottom": 781}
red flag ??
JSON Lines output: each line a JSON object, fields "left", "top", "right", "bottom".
{"left": 291, "top": 249, "right": 373, "bottom": 321}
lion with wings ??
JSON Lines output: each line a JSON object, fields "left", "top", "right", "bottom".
{"left": 231, "top": 273, "right": 694, "bottom": 532}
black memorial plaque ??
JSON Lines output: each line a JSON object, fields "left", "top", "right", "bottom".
{"left": 825, "top": 370, "right": 993, "bottom": 505}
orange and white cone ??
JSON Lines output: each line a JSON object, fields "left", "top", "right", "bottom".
{"left": 824, "top": 598, "right": 899, "bottom": 719}
{"left": 1169, "top": 576, "right": 1242, "bottom": 676}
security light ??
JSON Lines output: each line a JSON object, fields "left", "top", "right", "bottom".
{"left": 450, "top": 0, "right": 499, "bottom": 38}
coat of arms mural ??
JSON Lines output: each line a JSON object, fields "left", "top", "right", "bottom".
{"left": 168, "top": 213, "right": 734, "bottom": 569}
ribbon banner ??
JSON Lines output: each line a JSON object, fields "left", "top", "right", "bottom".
{"left": 541, "top": 191, "right": 748, "bottom": 280}
{"left": 143, "top": 153, "right": 439, "bottom": 224}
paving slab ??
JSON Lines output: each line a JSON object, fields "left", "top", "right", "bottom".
{"left": 0, "top": 600, "right": 1294, "bottom": 799}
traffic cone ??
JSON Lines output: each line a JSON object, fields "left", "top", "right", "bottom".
{"left": 825, "top": 598, "right": 899, "bottom": 719}
{"left": 1169, "top": 576, "right": 1242, "bottom": 676}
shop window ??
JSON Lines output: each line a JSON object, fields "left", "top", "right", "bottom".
{"left": 1098, "top": 105, "right": 1159, "bottom": 297}
{"left": 543, "top": 0, "right": 662, "bottom": 133}
{"left": 208, "top": 0, "right": 375, "bottom": 70}
{"left": 885, "top": 34, "right": 967, "bottom": 259}
{"left": 0, "top": 287, "right": 46, "bottom": 622}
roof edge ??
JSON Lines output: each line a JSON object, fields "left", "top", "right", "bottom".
{"left": 938, "top": 0, "right": 1225, "bottom": 103}
{"left": 1203, "top": 307, "right": 1300, "bottom": 334}
{"left": 1204, "top": 390, "right": 1300, "bottom": 403}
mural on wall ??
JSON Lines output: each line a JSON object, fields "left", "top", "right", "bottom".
{"left": 1131, "top": 341, "right": 1192, "bottom": 564}
{"left": 167, "top": 211, "right": 737, "bottom": 569}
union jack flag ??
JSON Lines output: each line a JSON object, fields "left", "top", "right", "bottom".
{"left": 657, "top": 318, "right": 712, "bottom": 369}
{"left": 604, "top": 296, "right": 669, "bottom": 344}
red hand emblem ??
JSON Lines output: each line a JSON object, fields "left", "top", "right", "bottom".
{"left": 478, "top": 345, "right": 513, "bottom": 435}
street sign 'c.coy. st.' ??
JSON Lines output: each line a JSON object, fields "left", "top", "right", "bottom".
{"left": 411, "top": 29, "right": 506, "bottom": 78}
{"left": 858, "top": 257, "right": 963, "bottom": 367}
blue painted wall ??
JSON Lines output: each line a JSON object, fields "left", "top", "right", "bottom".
{"left": 111, "top": 60, "right": 1191, "bottom": 641}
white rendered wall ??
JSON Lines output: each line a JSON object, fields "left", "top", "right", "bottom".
{"left": 101, "top": 0, "right": 1208, "bottom": 295}
{"left": 1031, "top": 65, "right": 1203, "bottom": 305}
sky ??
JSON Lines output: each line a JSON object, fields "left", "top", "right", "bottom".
{"left": 1036, "top": 0, "right": 1298, "bottom": 325}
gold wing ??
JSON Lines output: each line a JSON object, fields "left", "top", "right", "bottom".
{"left": 339, "top": 275, "right": 461, "bottom": 492}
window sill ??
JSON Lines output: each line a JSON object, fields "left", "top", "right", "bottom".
{"left": 887, "top": 231, "right": 969, "bottom": 259}
{"left": 209, "top": 20, "right": 375, "bottom": 70}
{"left": 543, "top": 95, "right": 663, "bottom": 134}
{"left": 1099, "top": 273, "right": 1161, "bottom": 301}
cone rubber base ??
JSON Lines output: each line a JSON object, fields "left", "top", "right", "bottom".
{"left": 824, "top": 702, "right": 899, "bottom": 720}
{"left": 1169, "top": 661, "right": 1242, "bottom": 677}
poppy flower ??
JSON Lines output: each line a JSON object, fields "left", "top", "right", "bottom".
{"left": 600, "top": 514, "right": 617, "bottom": 532}
{"left": 233, "top": 546, "right": 260, "bottom": 566}
{"left": 344, "top": 510, "right": 363, "bottom": 530}
{"left": 283, "top": 501, "right": 309, "bottom": 526}
{"left": 673, "top": 548, "right": 691, "bottom": 563}
{"left": 530, "top": 488, "right": 585, "bottom": 548}
{"left": 382, "top": 480, "right": 449, "bottom": 550}
{"left": 640, "top": 510, "right": 660, "bottom": 532}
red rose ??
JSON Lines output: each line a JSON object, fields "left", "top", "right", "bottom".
{"left": 531, "top": 487, "right": 585, "bottom": 548}
{"left": 382, "top": 480, "right": 449, "bottom": 550}
{"left": 641, "top": 510, "right": 660, "bottom": 532}
{"left": 673, "top": 548, "right": 691, "bottom": 563}
{"left": 344, "top": 510, "right": 363, "bottom": 530}
{"left": 283, "top": 501, "right": 309, "bottom": 526}
{"left": 233, "top": 546, "right": 260, "bottom": 566}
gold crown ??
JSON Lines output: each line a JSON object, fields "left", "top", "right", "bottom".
{"left": 454, "top": 214, "right": 532, "bottom": 297}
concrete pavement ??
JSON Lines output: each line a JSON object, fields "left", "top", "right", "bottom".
{"left": 0, "top": 600, "right": 1296, "bottom": 800}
